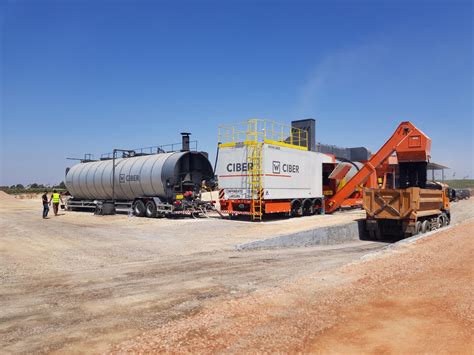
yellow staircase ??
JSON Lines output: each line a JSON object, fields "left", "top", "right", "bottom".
{"left": 245, "top": 120, "right": 263, "bottom": 221}
{"left": 247, "top": 142, "right": 263, "bottom": 221}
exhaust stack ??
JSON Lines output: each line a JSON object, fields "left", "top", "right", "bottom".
{"left": 181, "top": 132, "right": 191, "bottom": 151}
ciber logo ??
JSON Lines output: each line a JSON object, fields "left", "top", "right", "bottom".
{"left": 226, "top": 162, "right": 254, "bottom": 172}
{"left": 272, "top": 161, "right": 281, "bottom": 174}
{"left": 272, "top": 160, "right": 299, "bottom": 174}
{"left": 119, "top": 174, "right": 140, "bottom": 183}
{"left": 226, "top": 161, "right": 300, "bottom": 174}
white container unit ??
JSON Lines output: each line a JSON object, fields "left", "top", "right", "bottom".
{"left": 216, "top": 143, "right": 332, "bottom": 215}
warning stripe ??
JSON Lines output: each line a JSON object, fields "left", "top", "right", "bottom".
{"left": 221, "top": 210, "right": 253, "bottom": 215}
{"left": 173, "top": 210, "right": 196, "bottom": 215}
{"left": 219, "top": 189, "right": 225, "bottom": 199}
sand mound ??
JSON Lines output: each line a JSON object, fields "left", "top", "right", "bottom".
{"left": 0, "top": 191, "right": 15, "bottom": 200}
{"left": 15, "top": 193, "right": 43, "bottom": 200}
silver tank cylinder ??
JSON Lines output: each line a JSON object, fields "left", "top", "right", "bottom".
{"left": 65, "top": 151, "right": 213, "bottom": 202}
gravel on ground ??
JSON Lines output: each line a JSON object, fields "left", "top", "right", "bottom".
{"left": 1, "top": 194, "right": 472, "bottom": 353}
{"left": 112, "top": 206, "right": 474, "bottom": 353}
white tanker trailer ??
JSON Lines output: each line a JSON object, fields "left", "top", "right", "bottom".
{"left": 65, "top": 134, "right": 215, "bottom": 217}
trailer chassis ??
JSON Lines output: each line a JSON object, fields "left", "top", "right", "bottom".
{"left": 66, "top": 196, "right": 218, "bottom": 219}
{"left": 220, "top": 197, "right": 325, "bottom": 218}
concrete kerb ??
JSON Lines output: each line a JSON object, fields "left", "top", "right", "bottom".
{"left": 236, "top": 219, "right": 368, "bottom": 250}
{"left": 235, "top": 214, "right": 473, "bottom": 251}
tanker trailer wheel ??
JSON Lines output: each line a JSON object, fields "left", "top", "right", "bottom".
{"left": 291, "top": 200, "right": 303, "bottom": 217}
{"left": 132, "top": 200, "right": 146, "bottom": 217}
{"left": 145, "top": 200, "right": 157, "bottom": 218}
{"left": 421, "top": 220, "right": 429, "bottom": 234}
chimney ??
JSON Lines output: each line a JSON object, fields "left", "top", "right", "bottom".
{"left": 181, "top": 132, "right": 191, "bottom": 151}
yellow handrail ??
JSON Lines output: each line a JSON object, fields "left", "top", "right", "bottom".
{"left": 218, "top": 119, "right": 309, "bottom": 150}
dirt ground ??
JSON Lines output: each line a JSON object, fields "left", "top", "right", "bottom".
{"left": 1, "top": 192, "right": 473, "bottom": 353}
{"left": 113, "top": 212, "right": 474, "bottom": 354}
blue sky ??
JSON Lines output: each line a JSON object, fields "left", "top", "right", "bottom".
{"left": 1, "top": 0, "right": 472, "bottom": 185}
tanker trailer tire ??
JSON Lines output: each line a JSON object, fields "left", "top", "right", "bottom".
{"left": 291, "top": 200, "right": 303, "bottom": 217}
{"left": 133, "top": 200, "right": 146, "bottom": 217}
{"left": 145, "top": 200, "right": 157, "bottom": 218}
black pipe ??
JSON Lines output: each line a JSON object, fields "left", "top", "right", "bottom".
{"left": 337, "top": 157, "right": 360, "bottom": 171}
{"left": 181, "top": 132, "right": 191, "bottom": 151}
{"left": 213, "top": 143, "right": 220, "bottom": 174}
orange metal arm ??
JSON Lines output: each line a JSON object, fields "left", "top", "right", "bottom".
{"left": 325, "top": 121, "right": 431, "bottom": 214}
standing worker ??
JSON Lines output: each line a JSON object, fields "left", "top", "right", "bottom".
{"left": 42, "top": 190, "right": 50, "bottom": 219}
{"left": 50, "top": 189, "right": 64, "bottom": 216}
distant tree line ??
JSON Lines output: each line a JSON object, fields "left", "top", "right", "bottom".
{"left": 0, "top": 181, "right": 67, "bottom": 194}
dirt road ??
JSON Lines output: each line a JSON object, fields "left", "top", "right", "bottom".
{"left": 1, "top": 194, "right": 473, "bottom": 353}
{"left": 113, "top": 218, "right": 474, "bottom": 354}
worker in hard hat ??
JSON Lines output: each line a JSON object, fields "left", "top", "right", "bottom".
{"left": 42, "top": 190, "right": 50, "bottom": 219}
{"left": 49, "top": 189, "right": 64, "bottom": 216}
